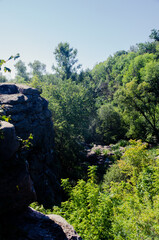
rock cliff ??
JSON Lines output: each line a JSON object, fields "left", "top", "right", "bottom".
{"left": 0, "top": 83, "right": 60, "bottom": 208}
{"left": 0, "top": 120, "right": 36, "bottom": 215}
{"left": 0, "top": 83, "right": 83, "bottom": 240}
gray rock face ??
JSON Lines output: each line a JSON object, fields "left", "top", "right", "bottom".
{"left": 0, "top": 84, "right": 83, "bottom": 240}
{"left": 0, "top": 121, "right": 19, "bottom": 161}
{"left": 0, "top": 160, "right": 37, "bottom": 215}
{"left": 0, "top": 83, "right": 60, "bottom": 208}
{"left": 0, "top": 121, "right": 36, "bottom": 215}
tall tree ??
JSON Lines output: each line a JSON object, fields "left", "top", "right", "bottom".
{"left": 28, "top": 60, "right": 46, "bottom": 78}
{"left": 14, "top": 60, "right": 29, "bottom": 82}
{"left": 52, "top": 42, "right": 81, "bottom": 80}
{"left": 149, "top": 29, "right": 159, "bottom": 42}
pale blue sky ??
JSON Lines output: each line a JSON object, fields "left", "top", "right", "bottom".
{"left": 1, "top": 0, "right": 159, "bottom": 78}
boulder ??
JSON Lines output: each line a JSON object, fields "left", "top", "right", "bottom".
{"left": 49, "top": 214, "right": 83, "bottom": 240}
{"left": 1, "top": 207, "right": 67, "bottom": 240}
{"left": 0, "top": 207, "right": 83, "bottom": 240}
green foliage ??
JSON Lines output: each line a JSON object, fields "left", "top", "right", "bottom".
{"left": 103, "top": 163, "right": 127, "bottom": 186}
{"left": 53, "top": 166, "right": 113, "bottom": 240}
{"left": 12, "top": 30, "right": 159, "bottom": 149}
{"left": 118, "top": 140, "right": 150, "bottom": 181}
{"left": 41, "top": 77, "right": 95, "bottom": 178}
{"left": 15, "top": 31, "right": 159, "bottom": 239}
{"left": 30, "top": 202, "right": 52, "bottom": 214}
{"left": 116, "top": 57, "right": 159, "bottom": 141}
{"left": 137, "top": 42, "right": 157, "bottom": 54}
{"left": 28, "top": 60, "right": 46, "bottom": 79}
{"left": 149, "top": 29, "right": 159, "bottom": 42}
{"left": 93, "top": 148, "right": 101, "bottom": 155}
{"left": 19, "top": 133, "right": 33, "bottom": 150}
{"left": 14, "top": 60, "right": 29, "bottom": 82}
{"left": 0, "top": 53, "right": 20, "bottom": 72}
{"left": 111, "top": 144, "right": 120, "bottom": 151}
{"left": 0, "top": 114, "right": 10, "bottom": 122}
{"left": 112, "top": 192, "right": 159, "bottom": 240}
{"left": 102, "top": 149, "right": 109, "bottom": 156}
{"left": 54, "top": 141, "right": 159, "bottom": 239}
{"left": 116, "top": 139, "right": 129, "bottom": 147}
{"left": 96, "top": 103, "right": 125, "bottom": 144}
{"left": 0, "top": 115, "right": 10, "bottom": 139}
{"left": 52, "top": 42, "right": 81, "bottom": 80}
{"left": 30, "top": 140, "right": 159, "bottom": 240}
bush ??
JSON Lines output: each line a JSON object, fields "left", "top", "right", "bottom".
{"left": 31, "top": 140, "right": 159, "bottom": 240}
{"left": 96, "top": 103, "right": 125, "bottom": 144}
{"left": 53, "top": 166, "right": 114, "bottom": 240}
{"left": 103, "top": 164, "right": 127, "bottom": 187}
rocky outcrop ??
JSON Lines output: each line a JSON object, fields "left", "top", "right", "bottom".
{"left": 49, "top": 214, "right": 83, "bottom": 240}
{"left": 0, "top": 83, "right": 60, "bottom": 208}
{"left": 0, "top": 83, "right": 83, "bottom": 240}
{"left": 0, "top": 121, "right": 36, "bottom": 215}
{"left": 1, "top": 207, "right": 82, "bottom": 240}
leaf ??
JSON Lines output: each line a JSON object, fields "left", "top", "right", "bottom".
{"left": 4, "top": 67, "right": 11, "bottom": 73}
{"left": 8, "top": 55, "right": 14, "bottom": 61}
{"left": 0, "top": 60, "right": 6, "bottom": 67}
{"left": 14, "top": 53, "right": 20, "bottom": 60}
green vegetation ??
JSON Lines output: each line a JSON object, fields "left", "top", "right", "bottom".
{"left": 52, "top": 42, "right": 81, "bottom": 80}
{"left": 0, "top": 54, "right": 20, "bottom": 73}
{"left": 2, "top": 30, "right": 159, "bottom": 239}
{"left": 8, "top": 29, "right": 159, "bottom": 178}
{"left": 31, "top": 140, "right": 159, "bottom": 239}
{"left": 11, "top": 32, "right": 159, "bottom": 149}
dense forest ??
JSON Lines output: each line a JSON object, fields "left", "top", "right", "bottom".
{"left": 1, "top": 29, "right": 159, "bottom": 239}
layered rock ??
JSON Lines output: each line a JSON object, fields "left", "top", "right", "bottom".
{"left": 0, "top": 83, "right": 60, "bottom": 207}
{"left": 0, "top": 83, "right": 83, "bottom": 240}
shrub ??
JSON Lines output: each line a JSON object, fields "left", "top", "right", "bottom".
{"left": 103, "top": 164, "right": 127, "bottom": 187}
{"left": 53, "top": 166, "right": 114, "bottom": 240}
{"left": 94, "top": 148, "right": 101, "bottom": 155}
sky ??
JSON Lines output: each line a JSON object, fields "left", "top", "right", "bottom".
{"left": 0, "top": 0, "right": 159, "bottom": 78}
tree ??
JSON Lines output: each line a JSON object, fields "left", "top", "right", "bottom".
{"left": 14, "top": 60, "right": 29, "bottom": 82}
{"left": 149, "top": 29, "right": 159, "bottom": 42}
{"left": 137, "top": 42, "right": 157, "bottom": 54}
{"left": 52, "top": 42, "right": 81, "bottom": 80}
{"left": 42, "top": 78, "right": 94, "bottom": 179}
{"left": 96, "top": 103, "right": 125, "bottom": 144}
{"left": 116, "top": 69, "right": 159, "bottom": 142}
{"left": 28, "top": 60, "right": 46, "bottom": 78}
